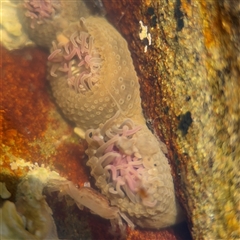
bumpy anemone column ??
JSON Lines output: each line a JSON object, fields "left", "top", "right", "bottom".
{"left": 18, "top": 0, "right": 90, "bottom": 48}
{"left": 48, "top": 17, "right": 142, "bottom": 130}
{"left": 85, "top": 111, "right": 184, "bottom": 229}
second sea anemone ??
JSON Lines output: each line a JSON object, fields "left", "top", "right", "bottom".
{"left": 23, "top": 0, "right": 60, "bottom": 28}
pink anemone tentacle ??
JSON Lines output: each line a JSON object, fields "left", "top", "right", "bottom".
{"left": 24, "top": 0, "right": 60, "bottom": 28}
{"left": 48, "top": 19, "right": 102, "bottom": 93}
{"left": 86, "top": 114, "right": 153, "bottom": 205}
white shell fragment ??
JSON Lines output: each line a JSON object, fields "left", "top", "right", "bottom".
{"left": 139, "top": 20, "right": 152, "bottom": 53}
{"left": 139, "top": 20, "right": 148, "bottom": 40}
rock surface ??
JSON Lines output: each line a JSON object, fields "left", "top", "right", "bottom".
{"left": 102, "top": 0, "right": 240, "bottom": 239}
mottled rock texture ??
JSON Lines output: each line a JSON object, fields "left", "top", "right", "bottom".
{"left": 102, "top": 0, "right": 240, "bottom": 239}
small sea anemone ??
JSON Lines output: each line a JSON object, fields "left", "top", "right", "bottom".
{"left": 18, "top": 0, "right": 91, "bottom": 48}
{"left": 48, "top": 19, "right": 102, "bottom": 93}
{"left": 23, "top": 0, "right": 60, "bottom": 28}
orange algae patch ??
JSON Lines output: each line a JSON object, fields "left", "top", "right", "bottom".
{"left": 1, "top": 109, "right": 37, "bottom": 165}
{"left": 126, "top": 223, "right": 190, "bottom": 240}
{"left": 181, "top": 0, "right": 193, "bottom": 17}
{"left": 1, "top": 46, "right": 50, "bottom": 166}
{"left": 53, "top": 141, "right": 89, "bottom": 187}
{"left": 1, "top": 46, "right": 49, "bottom": 142}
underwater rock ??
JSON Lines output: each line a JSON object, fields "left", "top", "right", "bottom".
{"left": 102, "top": 0, "right": 240, "bottom": 239}
{"left": 15, "top": 171, "right": 59, "bottom": 239}
{"left": 4, "top": 164, "right": 135, "bottom": 239}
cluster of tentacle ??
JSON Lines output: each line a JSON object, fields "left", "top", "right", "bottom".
{"left": 48, "top": 19, "right": 102, "bottom": 93}
{"left": 85, "top": 113, "right": 156, "bottom": 206}
{"left": 23, "top": 0, "right": 60, "bottom": 28}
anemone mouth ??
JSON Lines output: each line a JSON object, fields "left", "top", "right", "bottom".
{"left": 48, "top": 20, "right": 103, "bottom": 94}
{"left": 24, "top": 0, "right": 60, "bottom": 28}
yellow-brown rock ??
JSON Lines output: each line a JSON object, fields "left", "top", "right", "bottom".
{"left": 102, "top": 0, "right": 240, "bottom": 239}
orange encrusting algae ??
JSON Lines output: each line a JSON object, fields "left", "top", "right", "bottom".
{"left": 1, "top": 46, "right": 49, "bottom": 169}
{"left": 1, "top": 47, "right": 49, "bottom": 141}
{"left": 1, "top": 45, "right": 89, "bottom": 186}
{"left": 52, "top": 142, "right": 89, "bottom": 187}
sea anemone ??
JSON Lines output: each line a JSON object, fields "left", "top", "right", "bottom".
{"left": 48, "top": 18, "right": 102, "bottom": 93}
{"left": 85, "top": 111, "right": 184, "bottom": 228}
{"left": 18, "top": 0, "right": 91, "bottom": 48}
{"left": 23, "top": 0, "right": 60, "bottom": 28}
